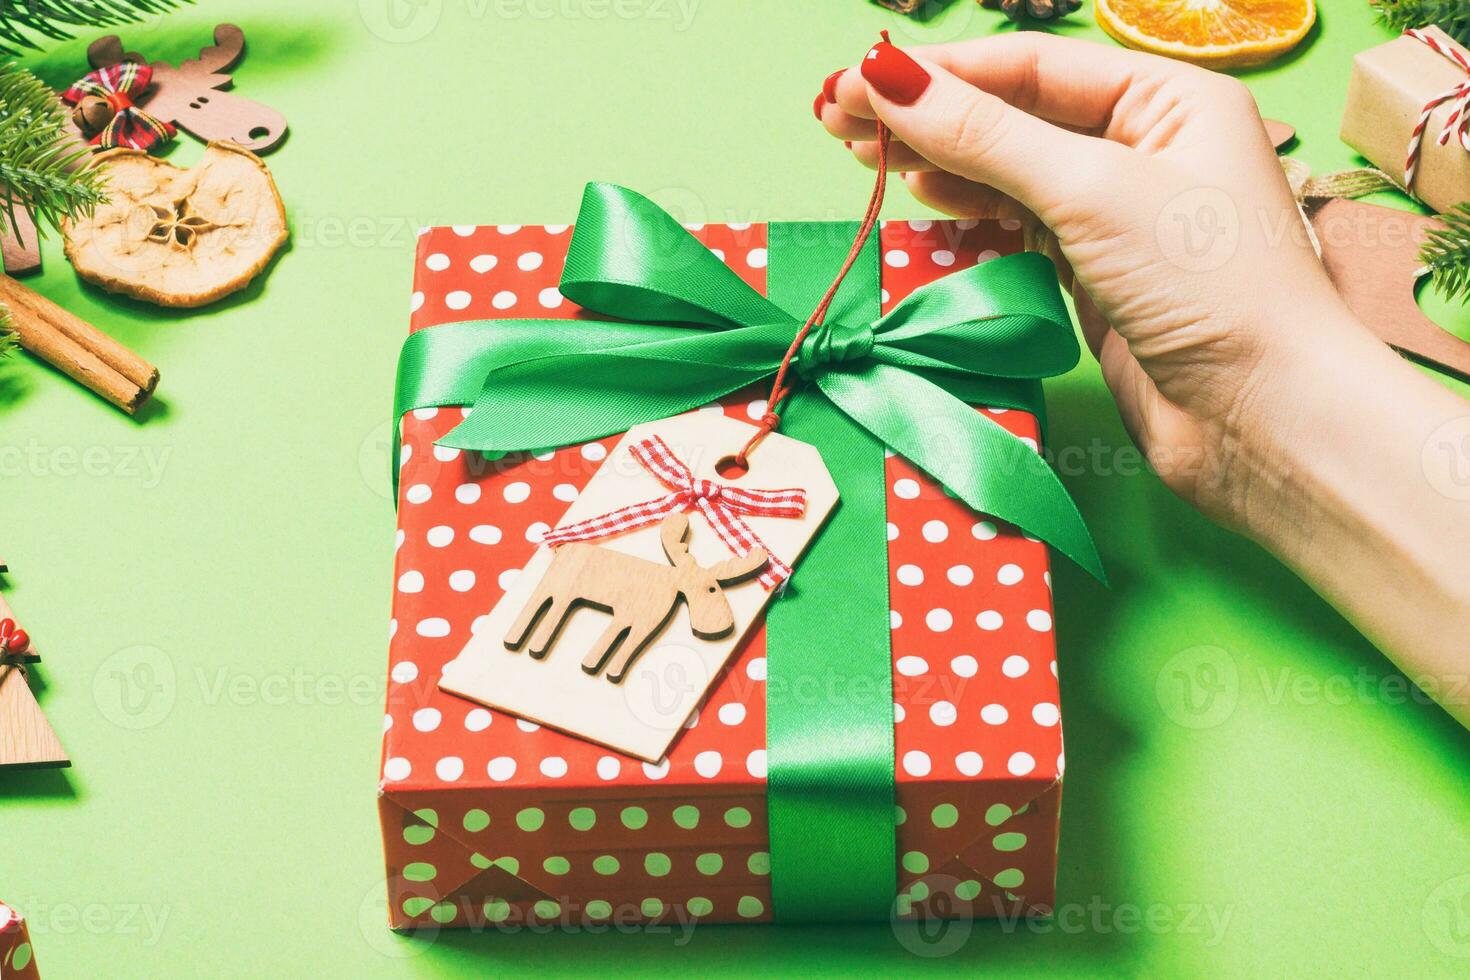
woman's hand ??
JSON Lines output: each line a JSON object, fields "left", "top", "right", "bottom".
{"left": 818, "top": 32, "right": 1353, "bottom": 531}
{"left": 816, "top": 33, "right": 1470, "bottom": 727}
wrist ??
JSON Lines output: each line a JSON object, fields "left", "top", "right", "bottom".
{"left": 1210, "top": 304, "right": 1470, "bottom": 719}
{"left": 1213, "top": 305, "right": 1399, "bottom": 553}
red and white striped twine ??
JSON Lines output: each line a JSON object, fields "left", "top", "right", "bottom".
{"left": 1404, "top": 28, "right": 1470, "bottom": 190}
{"left": 542, "top": 435, "right": 807, "bottom": 589}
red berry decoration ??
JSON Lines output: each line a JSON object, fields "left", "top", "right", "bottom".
{"left": 0, "top": 618, "right": 27, "bottom": 657}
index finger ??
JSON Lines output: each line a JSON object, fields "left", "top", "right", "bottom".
{"left": 831, "top": 32, "right": 1196, "bottom": 134}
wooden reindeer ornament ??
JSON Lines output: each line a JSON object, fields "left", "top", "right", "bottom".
{"left": 506, "top": 513, "right": 769, "bottom": 683}
{"left": 86, "top": 24, "right": 288, "bottom": 155}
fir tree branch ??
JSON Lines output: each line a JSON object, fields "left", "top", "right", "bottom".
{"left": 1421, "top": 202, "right": 1470, "bottom": 303}
{"left": 1371, "top": 0, "right": 1470, "bottom": 48}
{"left": 0, "top": 2, "right": 187, "bottom": 57}
{"left": 0, "top": 59, "right": 104, "bottom": 237}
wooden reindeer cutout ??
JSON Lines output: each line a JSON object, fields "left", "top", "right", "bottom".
{"left": 88, "top": 24, "right": 288, "bottom": 155}
{"left": 505, "top": 513, "right": 768, "bottom": 684}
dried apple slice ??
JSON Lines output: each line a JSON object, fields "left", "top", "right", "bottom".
{"left": 63, "top": 141, "right": 287, "bottom": 308}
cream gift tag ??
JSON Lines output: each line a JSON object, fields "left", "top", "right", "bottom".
{"left": 440, "top": 412, "right": 838, "bottom": 763}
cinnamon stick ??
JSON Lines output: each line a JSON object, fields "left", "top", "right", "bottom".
{"left": 0, "top": 273, "right": 158, "bottom": 413}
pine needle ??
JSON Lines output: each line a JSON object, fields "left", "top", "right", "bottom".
{"left": 1371, "top": 0, "right": 1470, "bottom": 47}
{"left": 0, "top": 59, "right": 105, "bottom": 238}
{"left": 1421, "top": 202, "right": 1470, "bottom": 303}
{"left": 0, "top": 2, "right": 187, "bottom": 57}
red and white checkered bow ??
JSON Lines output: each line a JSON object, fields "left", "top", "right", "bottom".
{"left": 1404, "top": 28, "right": 1470, "bottom": 189}
{"left": 542, "top": 435, "right": 807, "bottom": 588}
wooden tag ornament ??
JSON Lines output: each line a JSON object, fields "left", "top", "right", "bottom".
{"left": 440, "top": 412, "right": 839, "bottom": 762}
{"left": 86, "top": 24, "right": 288, "bottom": 155}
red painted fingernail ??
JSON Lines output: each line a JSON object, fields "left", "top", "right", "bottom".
{"left": 0, "top": 618, "right": 11, "bottom": 640}
{"left": 8, "top": 630, "right": 27, "bottom": 656}
{"left": 861, "top": 29, "right": 930, "bottom": 105}
{"left": 823, "top": 69, "right": 844, "bottom": 103}
{"left": 813, "top": 92, "right": 825, "bottom": 120}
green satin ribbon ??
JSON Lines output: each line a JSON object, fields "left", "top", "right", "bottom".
{"left": 763, "top": 221, "right": 895, "bottom": 921}
{"left": 391, "top": 181, "right": 1101, "bottom": 921}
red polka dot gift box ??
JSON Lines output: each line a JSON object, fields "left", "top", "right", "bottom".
{"left": 380, "top": 210, "right": 1073, "bottom": 930}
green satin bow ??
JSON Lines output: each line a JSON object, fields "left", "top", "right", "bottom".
{"left": 410, "top": 182, "right": 1102, "bottom": 581}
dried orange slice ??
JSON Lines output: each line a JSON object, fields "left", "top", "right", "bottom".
{"left": 1095, "top": 0, "right": 1316, "bottom": 69}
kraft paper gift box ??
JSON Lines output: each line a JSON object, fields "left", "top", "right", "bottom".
{"left": 378, "top": 199, "right": 1079, "bottom": 929}
{"left": 1342, "top": 25, "right": 1470, "bottom": 214}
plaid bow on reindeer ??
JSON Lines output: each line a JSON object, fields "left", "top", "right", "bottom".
{"left": 62, "top": 61, "right": 176, "bottom": 152}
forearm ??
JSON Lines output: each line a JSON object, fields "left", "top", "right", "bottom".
{"left": 1235, "top": 311, "right": 1470, "bottom": 725}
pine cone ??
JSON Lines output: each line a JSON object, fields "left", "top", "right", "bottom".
{"left": 982, "top": 0, "right": 1083, "bottom": 20}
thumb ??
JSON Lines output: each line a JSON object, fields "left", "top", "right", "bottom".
{"left": 860, "top": 36, "right": 1115, "bottom": 224}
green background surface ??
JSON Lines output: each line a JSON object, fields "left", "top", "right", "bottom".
{"left": 2, "top": 0, "right": 1468, "bottom": 976}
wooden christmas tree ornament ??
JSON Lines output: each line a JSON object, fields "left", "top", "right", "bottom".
{"left": 0, "top": 597, "right": 69, "bottom": 770}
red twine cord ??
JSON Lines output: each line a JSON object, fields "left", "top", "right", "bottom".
{"left": 734, "top": 106, "right": 893, "bottom": 468}
{"left": 1403, "top": 28, "right": 1470, "bottom": 188}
